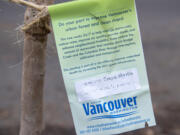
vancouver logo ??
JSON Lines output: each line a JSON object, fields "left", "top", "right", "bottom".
{"left": 83, "top": 96, "right": 138, "bottom": 121}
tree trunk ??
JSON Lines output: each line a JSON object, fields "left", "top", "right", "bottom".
{"left": 20, "top": 32, "right": 47, "bottom": 135}
{"left": 20, "top": 0, "right": 53, "bottom": 135}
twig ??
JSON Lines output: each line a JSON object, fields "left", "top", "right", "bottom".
{"left": 9, "top": 0, "right": 46, "bottom": 11}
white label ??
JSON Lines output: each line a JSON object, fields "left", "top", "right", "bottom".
{"left": 75, "top": 68, "right": 141, "bottom": 102}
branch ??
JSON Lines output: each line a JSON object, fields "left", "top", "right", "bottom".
{"left": 9, "top": 0, "right": 46, "bottom": 11}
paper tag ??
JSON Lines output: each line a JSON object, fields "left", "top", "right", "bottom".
{"left": 48, "top": 0, "right": 156, "bottom": 134}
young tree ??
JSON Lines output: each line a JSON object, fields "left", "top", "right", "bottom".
{"left": 6, "top": 0, "right": 53, "bottom": 135}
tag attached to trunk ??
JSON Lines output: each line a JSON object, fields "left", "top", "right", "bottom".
{"left": 48, "top": 0, "right": 156, "bottom": 134}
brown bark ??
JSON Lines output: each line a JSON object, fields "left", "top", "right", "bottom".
{"left": 20, "top": 33, "right": 47, "bottom": 135}
{"left": 20, "top": 0, "right": 53, "bottom": 135}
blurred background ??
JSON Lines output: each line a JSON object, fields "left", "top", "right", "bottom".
{"left": 0, "top": 0, "right": 180, "bottom": 134}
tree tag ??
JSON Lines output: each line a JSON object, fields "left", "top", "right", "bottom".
{"left": 48, "top": 0, "right": 156, "bottom": 134}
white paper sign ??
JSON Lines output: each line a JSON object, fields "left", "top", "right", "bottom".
{"left": 75, "top": 68, "right": 141, "bottom": 102}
